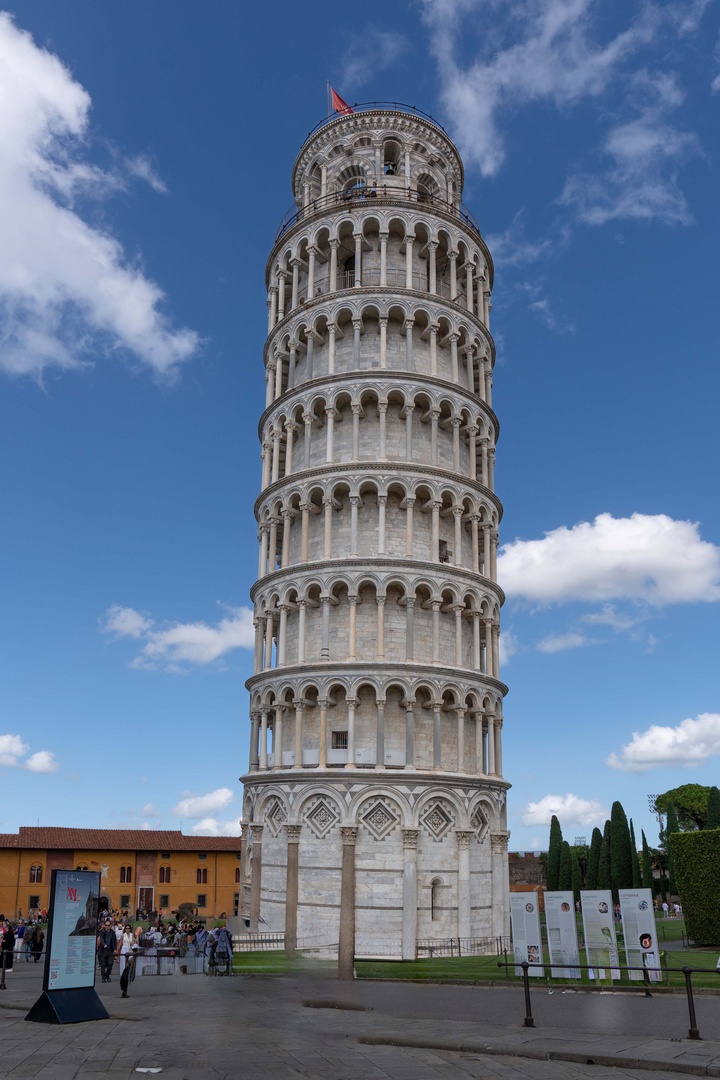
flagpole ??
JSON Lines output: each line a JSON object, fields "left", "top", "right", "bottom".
{"left": 327, "top": 79, "right": 330, "bottom": 118}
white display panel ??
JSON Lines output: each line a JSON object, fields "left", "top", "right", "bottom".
{"left": 581, "top": 889, "right": 621, "bottom": 980}
{"left": 544, "top": 891, "right": 581, "bottom": 978}
{"left": 509, "top": 891, "right": 544, "bottom": 977}
{"left": 619, "top": 889, "right": 661, "bottom": 983}
{"left": 46, "top": 870, "right": 100, "bottom": 991}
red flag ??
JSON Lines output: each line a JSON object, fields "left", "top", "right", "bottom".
{"left": 330, "top": 87, "right": 353, "bottom": 116}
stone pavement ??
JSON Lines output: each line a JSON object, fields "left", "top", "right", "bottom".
{"left": 1, "top": 963, "right": 719, "bottom": 1080}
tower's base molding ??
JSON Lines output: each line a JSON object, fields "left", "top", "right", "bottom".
{"left": 240, "top": 775, "right": 510, "bottom": 961}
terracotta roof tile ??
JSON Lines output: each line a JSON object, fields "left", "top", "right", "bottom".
{"left": 0, "top": 828, "right": 241, "bottom": 851}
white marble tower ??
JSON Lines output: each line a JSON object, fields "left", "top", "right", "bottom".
{"left": 240, "top": 104, "right": 510, "bottom": 969}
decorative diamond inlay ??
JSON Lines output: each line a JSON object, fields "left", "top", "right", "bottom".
{"left": 264, "top": 797, "right": 287, "bottom": 838}
{"left": 304, "top": 797, "right": 339, "bottom": 839}
{"left": 471, "top": 805, "right": 489, "bottom": 842}
{"left": 360, "top": 799, "right": 399, "bottom": 841}
{"left": 421, "top": 800, "right": 454, "bottom": 841}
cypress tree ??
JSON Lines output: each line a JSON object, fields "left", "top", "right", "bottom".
{"left": 666, "top": 802, "right": 679, "bottom": 895}
{"left": 641, "top": 829, "right": 654, "bottom": 890}
{"left": 547, "top": 815, "right": 563, "bottom": 891}
{"left": 706, "top": 786, "right": 720, "bottom": 830}
{"left": 629, "top": 819, "right": 642, "bottom": 888}
{"left": 571, "top": 849, "right": 582, "bottom": 903}
{"left": 558, "top": 840, "right": 572, "bottom": 891}
{"left": 586, "top": 827, "right": 602, "bottom": 889}
{"left": 597, "top": 820, "right": 612, "bottom": 891}
{"left": 610, "top": 800, "right": 633, "bottom": 896}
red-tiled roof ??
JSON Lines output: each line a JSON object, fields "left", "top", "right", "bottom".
{"left": 0, "top": 828, "right": 241, "bottom": 851}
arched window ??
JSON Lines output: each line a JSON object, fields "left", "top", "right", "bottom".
{"left": 159, "top": 866, "right": 170, "bottom": 884}
{"left": 120, "top": 866, "right": 132, "bottom": 883}
{"left": 235, "top": 867, "right": 240, "bottom": 884}
{"left": 430, "top": 877, "right": 443, "bottom": 921}
{"left": 29, "top": 865, "right": 42, "bottom": 883}
{"left": 196, "top": 868, "right": 207, "bottom": 885}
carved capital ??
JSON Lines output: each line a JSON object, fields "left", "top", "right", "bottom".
{"left": 284, "top": 824, "right": 302, "bottom": 844}
{"left": 340, "top": 826, "right": 359, "bottom": 846}
{"left": 402, "top": 827, "right": 421, "bottom": 849}
{"left": 490, "top": 830, "right": 510, "bottom": 854}
{"left": 456, "top": 829, "right": 474, "bottom": 850}
{"left": 249, "top": 824, "right": 264, "bottom": 843}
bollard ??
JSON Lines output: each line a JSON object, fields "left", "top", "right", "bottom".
{"left": 521, "top": 962, "right": 535, "bottom": 1027}
{"left": 683, "top": 967, "right": 701, "bottom": 1040}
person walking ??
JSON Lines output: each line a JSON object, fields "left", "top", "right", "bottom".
{"left": 31, "top": 925, "right": 44, "bottom": 963}
{"left": 24, "top": 923, "right": 36, "bottom": 962}
{"left": 97, "top": 922, "right": 116, "bottom": 983}
{"left": 1, "top": 922, "right": 14, "bottom": 981}
{"left": 117, "top": 925, "right": 135, "bottom": 976}
{"left": 120, "top": 943, "right": 141, "bottom": 998}
{"left": 662, "top": 901, "right": 669, "bottom": 918}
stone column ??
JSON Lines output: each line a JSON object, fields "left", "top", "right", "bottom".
{"left": 472, "top": 612, "right": 481, "bottom": 671}
{"left": 464, "top": 262, "right": 474, "bottom": 314}
{"left": 253, "top": 617, "right": 264, "bottom": 673}
{"left": 483, "top": 525, "right": 491, "bottom": 578}
{"left": 293, "top": 699, "right": 303, "bottom": 769}
{"left": 456, "top": 830, "right": 474, "bottom": 941}
{"left": 239, "top": 819, "right": 250, "bottom": 918}
{"left": 495, "top": 717, "right": 503, "bottom": 778}
{"left": 376, "top": 595, "right": 385, "bottom": 660}
{"left": 492, "top": 624, "right": 499, "bottom": 679}
{"left": 379, "top": 232, "right": 388, "bottom": 285}
{"left": 271, "top": 429, "right": 281, "bottom": 483}
{"left": 297, "top": 600, "right": 307, "bottom": 663}
{"left": 268, "top": 517, "right": 278, "bottom": 574}
{"left": 488, "top": 448, "right": 495, "bottom": 491}
{"left": 491, "top": 532, "right": 498, "bottom": 582}
{"left": 348, "top": 595, "right": 357, "bottom": 660}
{"left": 258, "top": 526, "right": 269, "bottom": 578}
{"left": 405, "top": 699, "right": 415, "bottom": 768}
{"left": 346, "top": 697, "right": 357, "bottom": 767}
{"left": 261, "top": 440, "right": 271, "bottom": 488}
{"left": 268, "top": 286, "right": 278, "bottom": 331}
{"left": 468, "top": 426, "right": 477, "bottom": 480}
{"left": 431, "top": 600, "right": 441, "bottom": 663}
{"left": 449, "top": 249, "right": 457, "bottom": 297}
{"left": 277, "top": 271, "right": 286, "bottom": 320}
{"left": 405, "top": 317, "right": 414, "bottom": 371}
{"left": 249, "top": 824, "right": 264, "bottom": 933}
{"left": 405, "top": 497, "right": 415, "bottom": 556}
{"left": 320, "top": 595, "right": 331, "bottom": 661}
{"left": 300, "top": 503, "right": 310, "bottom": 562}
{"left": 449, "top": 332, "right": 459, "bottom": 382}
{"left": 323, "top": 496, "right": 333, "bottom": 558}
{"left": 429, "top": 323, "right": 438, "bottom": 375}
{"left": 453, "top": 506, "right": 462, "bottom": 565}
{"left": 278, "top": 605, "right": 289, "bottom": 665}
{"left": 452, "top": 417, "right": 461, "bottom": 471}
{"left": 328, "top": 321, "right": 336, "bottom": 374}
{"left": 428, "top": 241, "right": 437, "bottom": 294}
{"left": 352, "top": 318, "right": 362, "bottom": 366}
{"left": 405, "top": 404, "right": 414, "bottom": 460}
{"left": 274, "top": 354, "right": 283, "bottom": 400}
{"left": 307, "top": 246, "right": 316, "bottom": 297}
{"left": 303, "top": 413, "right": 313, "bottom": 470}
{"left": 490, "top": 831, "right": 510, "bottom": 942}
{"left": 281, "top": 511, "right": 292, "bottom": 568}
{"left": 474, "top": 711, "right": 485, "bottom": 775}
{"left": 274, "top": 705, "right": 284, "bottom": 768}
{"left": 284, "top": 421, "right": 295, "bottom": 475}
{"left": 454, "top": 604, "right": 464, "bottom": 667}
{"left": 470, "top": 516, "right": 480, "bottom": 573}
{"left": 405, "top": 596, "right": 415, "bottom": 661}
{"left": 284, "top": 824, "right": 302, "bottom": 955}
{"left": 456, "top": 708, "right": 466, "bottom": 772}
{"left": 264, "top": 609, "right": 274, "bottom": 670}
{"left": 249, "top": 712, "right": 260, "bottom": 771}
{"left": 290, "top": 258, "right": 300, "bottom": 309}
{"left": 405, "top": 235, "right": 414, "bottom": 288}
{"left": 487, "top": 714, "right": 496, "bottom": 775}
{"left": 378, "top": 401, "right": 388, "bottom": 458}
{"left": 431, "top": 500, "right": 440, "bottom": 561}
{"left": 338, "top": 827, "right": 359, "bottom": 980}
{"left": 350, "top": 495, "right": 359, "bottom": 555}
{"left": 351, "top": 405, "right": 361, "bottom": 460}
{"left": 401, "top": 828, "right": 420, "bottom": 959}
{"left": 325, "top": 407, "right": 335, "bottom": 464}
{"left": 376, "top": 696, "right": 385, "bottom": 767}
{"left": 260, "top": 710, "right": 268, "bottom": 770}
{"left": 430, "top": 408, "right": 439, "bottom": 465}
{"left": 305, "top": 331, "right": 314, "bottom": 379}
{"left": 318, "top": 697, "right": 328, "bottom": 768}
{"left": 329, "top": 238, "right": 338, "bottom": 291}
{"left": 379, "top": 318, "right": 388, "bottom": 368}
{"left": 484, "top": 619, "right": 493, "bottom": 676}
{"left": 353, "top": 232, "right": 363, "bottom": 285}
{"left": 433, "top": 703, "right": 442, "bottom": 768}
{"left": 377, "top": 494, "right": 387, "bottom": 555}
{"left": 288, "top": 340, "right": 297, "bottom": 389}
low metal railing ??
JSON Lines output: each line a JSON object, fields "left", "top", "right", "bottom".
{"left": 276, "top": 187, "right": 481, "bottom": 243}
{"left": 418, "top": 935, "right": 509, "bottom": 958}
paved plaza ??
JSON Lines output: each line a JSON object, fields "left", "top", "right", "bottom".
{"left": 2, "top": 963, "right": 720, "bottom": 1079}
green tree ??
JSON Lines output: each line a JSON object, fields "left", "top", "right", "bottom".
{"left": 629, "top": 820, "right": 642, "bottom": 888}
{"left": 610, "top": 801, "right": 633, "bottom": 896}
{"left": 571, "top": 849, "right": 582, "bottom": 903}
{"left": 666, "top": 801, "right": 680, "bottom": 895}
{"left": 641, "top": 829, "right": 654, "bottom": 890}
{"left": 706, "top": 786, "right": 720, "bottom": 830}
{"left": 547, "top": 815, "right": 563, "bottom": 891}
{"left": 558, "top": 840, "right": 572, "bottom": 891}
{"left": 652, "top": 785, "right": 711, "bottom": 831}
{"left": 586, "top": 827, "right": 602, "bottom": 889}
{"left": 597, "top": 820, "right": 612, "bottom": 891}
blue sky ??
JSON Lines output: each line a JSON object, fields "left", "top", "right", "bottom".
{"left": 1, "top": 1, "right": 719, "bottom": 848}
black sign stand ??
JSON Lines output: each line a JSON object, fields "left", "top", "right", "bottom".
{"left": 26, "top": 870, "right": 109, "bottom": 1024}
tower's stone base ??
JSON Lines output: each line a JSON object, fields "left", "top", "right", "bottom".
{"left": 241, "top": 770, "right": 510, "bottom": 960}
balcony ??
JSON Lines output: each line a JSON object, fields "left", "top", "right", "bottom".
{"left": 276, "top": 186, "right": 482, "bottom": 244}
{"left": 296, "top": 267, "right": 466, "bottom": 308}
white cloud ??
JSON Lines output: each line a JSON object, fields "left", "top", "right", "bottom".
{"left": 191, "top": 817, "right": 242, "bottom": 837}
{"left": 101, "top": 602, "right": 255, "bottom": 670}
{"left": 141, "top": 802, "right": 161, "bottom": 818}
{"left": 338, "top": 27, "right": 409, "bottom": 92}
{"left": 25, "top": 751, "right": 59, "bottom": 774}
{"left": 560, "top": 72, "right": 700, "bottom": 226}
{"left": 172, "top": 788, "right": 236, "bottom": 819}
{"left": 606, "top": 713, "right": 720, "bottom": 772}
{"left": 536, "top": 631, "right": 593, "bottom": 654}
{"left": 486, "top": 214, "right": 552, "bottom": 268}
{"left": 421, "top": 0, "right": 657, "bottom": 176}
{"left": 0, "top": 13, "right": 198, "bottom": 380}
{"left": 125, "top": 154, "right": 168, "bottom": 194}
{"left": 0, "top": 734, "right": 58, "bottom": 772}
{"left": 521, "top": 793, "right": 609, "bottom": 827}
{"left": 498, "top": 513, "right": 720, "bottom": 605}
{"left": 499, "top": 629, "right": 519, "bottom": 664}
{"left": 102, "top": 604, "right": 153, "bottom": 639}
{"left": 581, "top": 603, "right": 645, "bottom": 632}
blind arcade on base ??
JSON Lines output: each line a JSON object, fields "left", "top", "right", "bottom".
{"left": 25, "top": 870, "right": 109, "bottom": 1024}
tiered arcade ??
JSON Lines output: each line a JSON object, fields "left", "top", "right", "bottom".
{"left": 240, "top": 105, "right": 510, "bottom": 967}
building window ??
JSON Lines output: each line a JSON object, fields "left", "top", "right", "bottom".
{"left": 161, "top": 852, "right": 171, "bottom": 860}
{"left": 235, "top": 867, "right": 240, "bottom": 884}
{"left": 29, "top": 894, "right": 40, "bottom": 909}
{"left": 159, "top": 866, "right": 171, "bottom": 884}
{"left": 29, "top": 865, "right": 43, "bottom": 883}
{"left": 120, "top": 866, "right": 132, "bottom": 884}
{"left": 197, "top": 868, "right": 208, "bottom": 885}
{"left": 331, "top": 730, "right": 348, "bottom": 749}
{"left": 120, "top": 894, "right": 130, "bottom": 908}
{"left": 159, "top": 894, "right": 169, "bottom": 908}
{"left": 236, "top": 852, "right": 242, "bottom": 860}
{"left": 76, "top": 865, "right": 88, "bottom": 871}
{"left": 197, "top": 894, "right": 207, "bottom": 908}
{"left": 198, "top": 853, "right": 207, "bottom": 861}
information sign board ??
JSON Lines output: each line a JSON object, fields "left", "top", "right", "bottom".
{"left": 581, "top": 889, "right": 620, "bottom": 980}
{"left": 619, "top": 888, "right": 661, "bottom": 983}
{"left": 509, "top": 891, "right": 544, "bottom": 976}
{"left": 544, "top": 891, "right": 581, "bottom": 978}
{"left": 45, "top": 870, "right": 101, "bottom": 992}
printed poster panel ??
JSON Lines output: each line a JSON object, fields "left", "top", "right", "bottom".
{"left": 45, "top": 870, "right": 100, "bottom": 992}
{"left": 509, "top": 891, "right": 544, "bottom": 977}
{"left": 581, "top": 889, "right": 621, "bottom": 980}
{"left": 619, "top": 889, "right": 661, "bottom": 983}
{"left": 544, "top": 891, "right": 581, "bottom": 978}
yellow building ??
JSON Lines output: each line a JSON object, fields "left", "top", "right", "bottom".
{"left": 0, "top": 828, "right": 242, "bottom": 919}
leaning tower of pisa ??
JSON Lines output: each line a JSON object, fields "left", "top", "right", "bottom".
{"left": 240, "top": 104, "right": 510, "bottom": 969}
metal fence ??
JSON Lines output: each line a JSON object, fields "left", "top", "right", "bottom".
{"left": 417, "top": 936, "right": 510, "bottom": 958}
